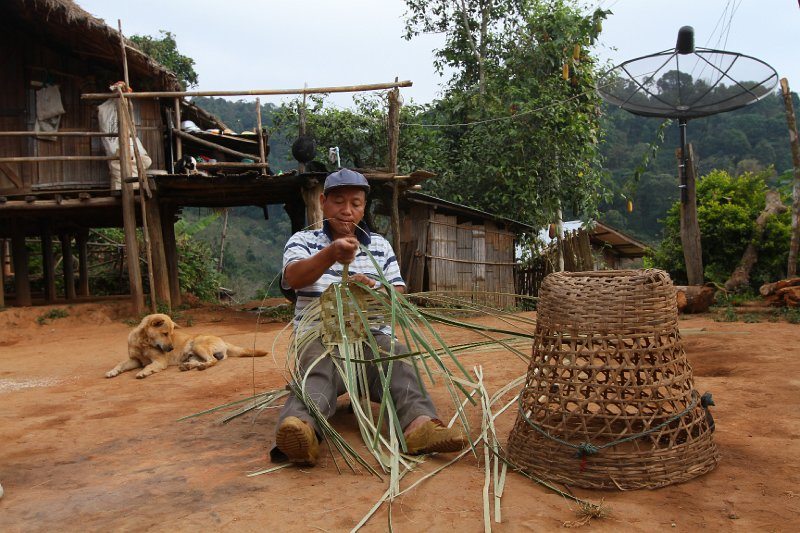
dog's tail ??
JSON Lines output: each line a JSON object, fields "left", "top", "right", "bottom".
{"left": 225, "top": 342, "right": 268, "bottom": 358}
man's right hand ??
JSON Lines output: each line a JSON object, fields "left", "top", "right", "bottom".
{"left": 330, "top": 236, "right": 359, "bottom": 264}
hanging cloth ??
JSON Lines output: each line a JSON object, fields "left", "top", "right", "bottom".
{"left": 34, "top": 84, "right": 66, "bottom": 141}
{"left": 98, "top": 99, "right": 151, "bottom": 189}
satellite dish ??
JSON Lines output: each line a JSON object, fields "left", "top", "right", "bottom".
{"left": 597, "top": 26, "right": 778, "bottom": 204}
{"left": 597, "top": 26, "right": 778, "bottom": 120}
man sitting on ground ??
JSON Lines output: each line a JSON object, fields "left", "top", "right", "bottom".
{"left": 273, "top": 168, "right": 468, "bottom": 466}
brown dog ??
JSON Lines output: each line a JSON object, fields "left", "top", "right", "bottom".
{"left": 105, "top": 314, "right": 268, "bottom": 379}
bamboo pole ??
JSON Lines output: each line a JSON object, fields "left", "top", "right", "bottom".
{"left": 780, "top": 78, "right": 800, "bottom": 277}
{"left": 118, "top": 97, "right": 145, "bottom": 314}
{"left": 0, "top": 131, "right": 117, "bottom": 137}
{"left": 387, "top": 81, "right": 402, "bottom": 258}
{"left": 118, "top": 20, "right": 129, "bottom": 86}
{"left": 82, "top": 80, "right": 414, "bottom": 100}
{"left": 195, "top": 162, "right": 271, "bottom": 169}
{"left": 174, "top": 98, "right": 183, "bottom": 160}
{"left": 172, "top": 129, "right": 255, "bottom": 160}
{"left": 255, "top": 98, "right": 266, "bottom": 176}
{"left": 0, "top": 156, "right": 117, "bottom": 163}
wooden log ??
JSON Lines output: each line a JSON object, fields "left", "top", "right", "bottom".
{"left": 11, "top": 232, "right": 31, "bottom": 306}
{"left": 76, "top": 230, "right": 90, "bottom": 297}
{"left": 678, "top": 144, "right": 704, "bottom": 285}
{"left": 675, "top": 285, "right": 714, "bottom": 313}
{"left": 41, "top": 226, "right": 56, "bottom": 302}
{"left": 161, "top": 206, "right": 181, "bottom": 306}
{"left": 60, "top": 234, "right": 77, "bottom": 300}
{"left": 777, "top": 285, "right": 800, "bottom": 307}
{"left": 387, "top": 84, "right": 402, "bottom": 259}
{"left": 82, "top": 80, "right": 414, "bottom": 100}
{"left": 759, "top": 277, "right": 800, "bottom": 296}
{"left": 780, "top": 78, "right": 800, "bottom": 277}
{"left": 725, "top": 190, "right": 788, "bottom": 292}
{"left": 118, "top": 98, "right": 145, "bottom": 314}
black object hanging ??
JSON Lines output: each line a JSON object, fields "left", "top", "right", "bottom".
{"left": 292, "top": 134, "right": 317, "bottom": 164}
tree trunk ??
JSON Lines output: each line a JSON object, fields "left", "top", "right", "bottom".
{"left": 675, "top": 285, "right": 715, "bottom": 313}
{"left": 725, "top": 190, "right": 788, "bottom": 292}
{"left": 780, "top": 78, "right": 800, "bottom": 276}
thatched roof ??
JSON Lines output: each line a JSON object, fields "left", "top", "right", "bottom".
{"left": 4, "top": 0, "right": 182, "bottom": 90}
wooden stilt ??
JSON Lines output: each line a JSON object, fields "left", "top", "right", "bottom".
{"left": 76, "top": 229, "right": 90, "bottom": 297}
{"left": 118, "top": 98, "right": 145, "bottom": 314}
{"left": 284, "top": 201, "right": 307, "bottom": 235}
{"left": 41, "top": 226, "right": 56, "bottom": 302}
{"left": 11, "top": 231, "right": 31, "bottom": 306}
{"left": 60, "top": 233, "right": 76, "bottom": 300}
{"left": 161, "top": 205, "right": 181, "bottom": 307}
{"left": 0, "top": 239, "right": 5, "bottom": 308}
{"left": 144, "top": 188, "right": 171, "bottom": 309}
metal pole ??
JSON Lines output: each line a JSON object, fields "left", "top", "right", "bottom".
{"left": 679, "top": 118, "right": 688, "bottom": 204}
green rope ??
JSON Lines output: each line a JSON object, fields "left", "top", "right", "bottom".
{"left": 517, "top": 390, "right": 712, "bottom": 459}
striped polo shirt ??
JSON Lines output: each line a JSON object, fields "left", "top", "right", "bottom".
{"left": 281, "top": 220, "right": 405, "bottom": 333}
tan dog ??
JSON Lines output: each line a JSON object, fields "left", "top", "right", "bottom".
{"left": 106, "top": 314, "right": 267, "bottom": 379}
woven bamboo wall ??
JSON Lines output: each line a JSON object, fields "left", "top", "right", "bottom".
{"left": 426, "top": 212, "right": 516, "bottom": 307}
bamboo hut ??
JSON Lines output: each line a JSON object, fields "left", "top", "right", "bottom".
{"left": 398, "top": 192, "right": 530, "bottom": 308}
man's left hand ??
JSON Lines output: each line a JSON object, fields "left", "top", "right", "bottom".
{"left": 350, "top": 273, "right": 378, "bottom": 288}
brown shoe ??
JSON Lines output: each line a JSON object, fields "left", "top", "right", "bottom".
{"left": 405, "top": 419, "right": 469, "bottom": 455}
{"left": 276, "top": 416, "right": 319, "bottom": 466}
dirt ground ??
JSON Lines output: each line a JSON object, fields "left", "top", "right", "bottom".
{"left": 0, "top": 301, "right": 798, "bottom": 532}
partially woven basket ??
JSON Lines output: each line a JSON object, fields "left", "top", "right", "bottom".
{"left": 506, "top": 269, "right": 719, "bottom": 489}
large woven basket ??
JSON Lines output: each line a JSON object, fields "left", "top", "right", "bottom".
{"left": 506, "top": 269, "right": 719, "bottom": 489}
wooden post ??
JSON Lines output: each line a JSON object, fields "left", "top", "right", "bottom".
{"left": 174, "top": 98, "right": 183, "bottom": 160}
{"left": 161, "top": 205, "right": 181, "bottom": 307}
{"left": 302, "top": 183, "right": 323, "bottom": 230}
{"left": 256, "top": 98, "right": 266, "bottom": 176}
{"left": 143, "top": 188, "right": 171, "bottom": 310}
{"left": 2, "top": 239, "right": 11, "bottom": 278}
{"left": 678, "top": 144, "right": 704, "bottom": 285}
{"left": 76, "top": 229, "right": 90, "bottom": 297}
{"left": 218, "top": 208, "right": 229, "bottom": 273}
{"left": 780, "top": 78, "right": 800, "bottom": 277}
{"left": 118, "top": 98, "right": 145, "bottom": 314}
{"left": 60, "top": 233, "right": 77, "bottom": 300}
{"left": 41, "top": 226, "right": 56, "bottom": 302}
{"left": 387, "top": 82, "right": 402, "bottom": 258}
{"left": 11, "top": 231, "right": 31, "bottom": 306}
{"left": 555, "top": 207, "right": 565, "bottom": 272}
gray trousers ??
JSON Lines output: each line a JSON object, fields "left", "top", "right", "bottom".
{"left": 276, "top": 333, "right": 438, "bottom": 438}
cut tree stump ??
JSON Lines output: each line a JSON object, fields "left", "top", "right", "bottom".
{"left": 675, "top": 285, "right": 715, "bottom": 313}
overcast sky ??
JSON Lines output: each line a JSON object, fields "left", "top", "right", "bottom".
{"left": 77, "top": 0, "right": 799, "bottom": 108}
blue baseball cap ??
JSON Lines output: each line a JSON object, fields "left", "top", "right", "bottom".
{"left": 323, "top": 168, "right": 370, "bottom": 195}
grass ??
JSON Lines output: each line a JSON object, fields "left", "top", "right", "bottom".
{"left": 36, "top": 308, "right": 69, "bottom": 325}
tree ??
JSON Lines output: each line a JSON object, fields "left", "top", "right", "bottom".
{"left": 403, "top": 0, "right": 609, "bottom": 228}
{"left": 130, "top": 30, "right": 199, "bottom": 89}
{"left": 652, "top": 168, "right": 792, "bottom": 289}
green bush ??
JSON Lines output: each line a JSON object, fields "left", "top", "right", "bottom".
{"left": 652, "top": 169, "right": 792, "bottom": 289}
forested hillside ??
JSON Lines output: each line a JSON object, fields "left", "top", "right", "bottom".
{"left": 598, "top": 91, "right": 797, "bottom": 243}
